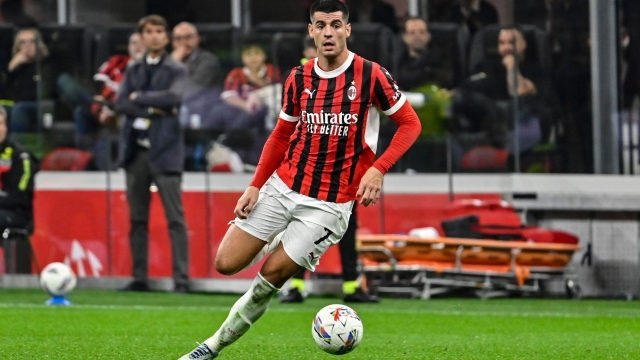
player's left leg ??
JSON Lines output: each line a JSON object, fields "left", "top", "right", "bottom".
{"left": 279, "top": 268, "right": 306, "bottom": 303}
{"left": 179, "top": 205, "right": 349, "bottom": 359}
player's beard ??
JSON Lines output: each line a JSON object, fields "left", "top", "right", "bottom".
{"left": 321, "top": 44, "right": 344, "bottom": 61}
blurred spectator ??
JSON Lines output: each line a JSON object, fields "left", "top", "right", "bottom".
{"left": 1, "top": 28, "right": 50, "bottom": 133}
{"left": 116, "top": 15, "right": 190, "bottom": 293}
{"left": 396, "top": 17, "right": 450, "bottom": 91}
{"left": 452, "top": 27, "right": 552, "bottom": 166}
{"left": 214, "top": 44, "right": 281, "bottom": 165}
{"left": 301, "top": 35, "right": 317, "bottom": 65}
{"left": 349, "top": 0, "right": 399, "bottom": 33}
{"left": 171, "top": 22, "right": 220, "bottom": 95}
{"left": 220, "top": 44, "right": 281, "bottom": 129}
{"left": 0, "top": 105, "right": 38, "bottom": 273}
{"left": 473, "top": 28, "right": 542, "bottom": 100}
{"left": 57, "top": 32, "right": 145, "bottom": 153}
{"left": 432, "top": 0, "right": 498, "bottom": 36}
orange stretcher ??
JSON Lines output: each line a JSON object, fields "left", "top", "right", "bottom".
{"left": 357, "top": 234, "right": 581, "bottom": 299}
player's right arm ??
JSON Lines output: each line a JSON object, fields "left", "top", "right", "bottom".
{"left": 234, "top": 68, "right": 301, "bottom": 219}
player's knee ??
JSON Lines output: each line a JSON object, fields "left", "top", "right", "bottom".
{"left": 215, "top": 256, "right": 240, "bottom": 276}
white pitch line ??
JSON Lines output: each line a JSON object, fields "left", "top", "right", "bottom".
{"left": 0, "top": 302, "right": 639, "bottom": 319}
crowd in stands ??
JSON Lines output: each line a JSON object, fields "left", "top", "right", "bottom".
{"left": 0, "top": 0, "right": 605, "bottom": 173}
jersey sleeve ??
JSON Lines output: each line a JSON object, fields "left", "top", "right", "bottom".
{"left": 372, "top": 65, "right": 407, "bottom": 116}
{"left": 279, "top": 68, "right": 301, "bottom": 122}
{"left": 93, "top": 57, "right": 113, "bottom": 83}
{"left": 221, "top": 69, "right": 241, "bottom": 99}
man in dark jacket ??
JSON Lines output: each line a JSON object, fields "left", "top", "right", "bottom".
{"left": 0, "top": 105, "right": 37, "bottom": 273}
{"left": 115, "top": 15, "right": 190, "bottom": 293}
{"left": 171, "top": 22, "right": 220, "bottom": 95}
{"left": 397, "top": 17, "right": 451, "bottom": 90}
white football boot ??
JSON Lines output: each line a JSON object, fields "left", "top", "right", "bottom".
{"left": 178, "top": 343, "right": 218, "bottom": 359}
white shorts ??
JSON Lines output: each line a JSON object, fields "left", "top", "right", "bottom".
{"left": 232, "top": 174, "right": 353, "bottom": 271}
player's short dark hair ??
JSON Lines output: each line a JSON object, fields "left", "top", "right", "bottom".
{"left": 138, "top": 14, "right": 168, "bottom": 34}
{"left": 310, "top": 0, "right": 349, "bottom": 23}
{"left": 403, "top": 17, "right": 428, "bottom": 33}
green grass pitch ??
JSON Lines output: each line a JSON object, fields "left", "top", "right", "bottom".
{"left": 1, "top": 289, "right": 639, "bottom": 359}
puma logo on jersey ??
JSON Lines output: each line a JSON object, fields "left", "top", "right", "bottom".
{"left": 304, "top": 88, "right": 317, "bottom": 99}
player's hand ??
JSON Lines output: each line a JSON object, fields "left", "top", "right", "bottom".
{"left": 235, "top": 186, "right": 260, "bottom": 219}
{"left": 356, "top": 167, "right": 384, "bottom": 207}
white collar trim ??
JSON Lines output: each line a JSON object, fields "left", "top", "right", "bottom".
{"left": 243, "top": 65, "right": 267, "bottom": 79}
{"left": 314, "top": 52, "right": 354, "bottom": 79}
{"left": 146, "top": 54, "right": 161, "bottom": 65}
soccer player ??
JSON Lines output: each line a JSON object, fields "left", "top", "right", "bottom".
{"left": 179, "top": 1, "right": 421, "bottom": 358}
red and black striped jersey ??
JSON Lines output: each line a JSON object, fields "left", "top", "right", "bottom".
{"left": 276, "top": 52, "right": 406, "bottom": 203}
{"left": 221, "top": 64, "right": 281, "bottom": 100}
{"left": 93, "top": 54, "right": 131, "bottom": 103}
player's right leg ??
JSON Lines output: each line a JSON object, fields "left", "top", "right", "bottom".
{"left": 215, "top": 177, "right": 294, "bottom": 275}
{"left": 179, "top": 177, "right": 292, "bottom": 359}
{"left": 214, "top": 224, "right": 269, "bottom": 276}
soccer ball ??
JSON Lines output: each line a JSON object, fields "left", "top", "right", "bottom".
{"left": 40, "top": 262, "right": 76, "bottom": 296}
{"left": 312, "top": 304, "right": 364, "bottom": 355}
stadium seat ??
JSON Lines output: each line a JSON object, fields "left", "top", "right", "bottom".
{"left": 40, "top": 25, "right": 92, "bottom": 85}
{"left": 0, "top": 25, "right": 15, "bottom": 78}
{"left": 271, "top": 32, "right": 305, "bottom": 74}
{"left": 2, "top": 221, "right": 38, "bottom": 275}
{"left": 460, "top": 146, "right": 509, "bottom": 172}
{"left": 94, "top": 23, "right": 138, "bottom": 69}
{"left": 427, "top": 22, "right": 469, "bottom": 87}
{"left": 254, "top": 22, "right": 308, "bottom": 73}
{"left": 348, "top": 23, "right": 395, "bottom": 72}
{"left": 467, "top": 24, "right": 551, "bottom": 74}
{"left": 194, "top": 23, "right": 239, "bottom": 78}
{"left": 254, "top": 22, "right": 308, "bottom": 35}
{"left": 40, "top": 147, "right": 94, "bottom": 171}
{"left": 39, "top": 25, "right": 92, "bottom": 124}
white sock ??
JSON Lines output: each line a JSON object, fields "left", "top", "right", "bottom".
{"left": 203, "top": 273, "right": 279, "bottom": 353}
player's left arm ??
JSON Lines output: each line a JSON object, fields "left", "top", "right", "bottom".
{"left": 357, "top": 66, "right": 421, "bottom": 207}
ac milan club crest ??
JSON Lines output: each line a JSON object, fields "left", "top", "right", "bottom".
{"left": 347, "top": 85, "right": 357, "bottom": 101}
